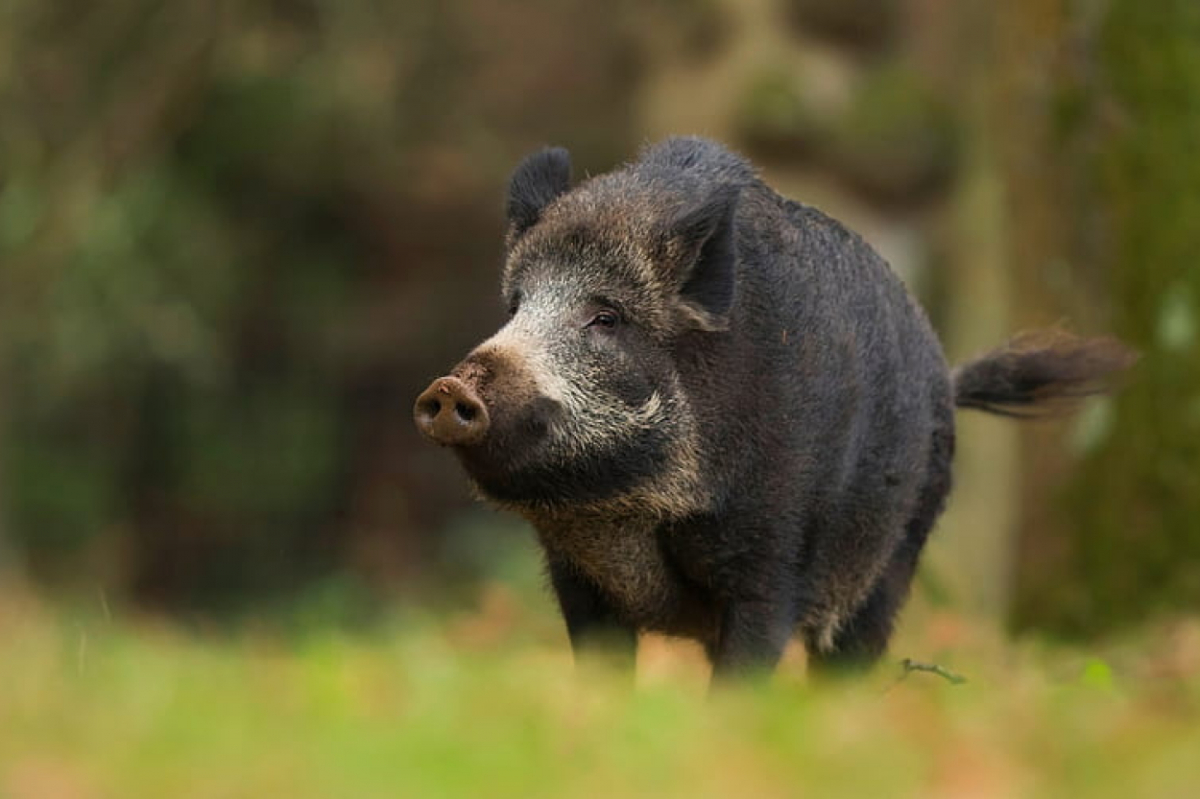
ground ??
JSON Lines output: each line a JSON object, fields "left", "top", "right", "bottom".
{"left": 3, "top": 584, "right": 1199, "bottom": 799}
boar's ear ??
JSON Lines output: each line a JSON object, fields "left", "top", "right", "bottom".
{"left": 658, "top": 185, "right": 740, "bottom": 332}
{"left": 506, "top": 147, "right": 572, "bottom": 246}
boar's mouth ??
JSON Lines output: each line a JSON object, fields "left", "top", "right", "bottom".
{"left": 456, "top": 414, "right": 675, "bottom": 507}
{"left": 450, "top": 394, "right": 559, "bottom": 481}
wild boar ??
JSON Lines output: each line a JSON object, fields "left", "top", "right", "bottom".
{"left": 414, "top": 137, "right": 1133, "bottom": 678}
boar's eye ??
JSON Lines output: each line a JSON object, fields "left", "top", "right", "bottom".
{"left": 586, "top": 310, "right": 620, "bottom": 330}
{"left": 507, "top": 293, "right": 522, "bottom": 317}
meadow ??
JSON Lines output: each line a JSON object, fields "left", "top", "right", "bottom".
{"left": 4, "top": 582, "right": 1199, "bottom": 799}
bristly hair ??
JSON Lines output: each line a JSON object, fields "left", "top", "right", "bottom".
{"left": 952, "top": 329, "right": 1138, "bottom": 417}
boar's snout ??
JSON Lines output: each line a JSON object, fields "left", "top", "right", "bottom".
{"left": 414, "top": 376, "right": 490, "bottom": 447}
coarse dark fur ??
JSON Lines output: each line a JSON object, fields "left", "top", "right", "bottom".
{"left": 414, "top": 137, "right": 1135, "bottom": 679}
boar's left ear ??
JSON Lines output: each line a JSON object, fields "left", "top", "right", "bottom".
{"left": 657, "top": 185, "right": 740, "bottom": 331}
{"left": 506, "top": 147, "right": 572, "bottom": 246}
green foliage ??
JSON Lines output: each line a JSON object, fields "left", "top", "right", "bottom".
{"left": 785, "top": 0, "right": 900, "bottom": 53}
{"left": 1017, "top": 0, "right": 1200, "bottom": 634}
{"left": 735, "top": 61, "right": 959, "bottom": 209}
{"left": 0, "top": 0, "right": 639, "bottom": 607}
{"left": 3, "top": 599, "right": 1200, "bottom": 797}
{"left": 736, "top": 68, "right": 827, "bottom": 157}
{"left": 828, "top": 64, "right": 958, "bottom": 205}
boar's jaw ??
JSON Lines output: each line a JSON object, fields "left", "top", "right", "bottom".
{"left": 459, "top": 424, "right": 675, "bottom": 509}
{"left": 437, "top": 363, "right": 711, "bottom": 517}
{"left": 454, "top": 384, "right": 690, "bottom": 511}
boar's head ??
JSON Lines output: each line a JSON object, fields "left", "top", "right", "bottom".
{"left": 415, "top": 144, "right": 741, "bottom": 513}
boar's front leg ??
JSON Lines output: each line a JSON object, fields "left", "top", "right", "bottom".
{"left": 546, "top": 555, "right": 637, "bottom": 668}
{"left": 708, "top": 596, "right": 795, "bottom": 680}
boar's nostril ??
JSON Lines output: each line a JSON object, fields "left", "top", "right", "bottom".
{"left": 417, "top": 396, "right": 443, "bottom": 419}
{"left": 414, "top": 376, "right": 490, "bottom": 447}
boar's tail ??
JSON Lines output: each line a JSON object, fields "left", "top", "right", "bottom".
{"left": 951, "top": 329, "right": 1137, "bottom": 418}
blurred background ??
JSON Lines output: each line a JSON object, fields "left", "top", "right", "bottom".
{"left": 0, "top": 0, "right": 1196, "bottom": 639}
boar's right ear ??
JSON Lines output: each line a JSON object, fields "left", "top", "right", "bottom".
{"left": 506, "top": 147, "right": 572, "bottom": 246}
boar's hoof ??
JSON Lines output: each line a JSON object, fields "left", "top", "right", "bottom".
{"left": 414, "top": 377, "right": 490, "bottom": 447}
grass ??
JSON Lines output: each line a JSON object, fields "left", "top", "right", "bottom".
{"left": 2, "top": 585, "right": 1199, "bottom": 799}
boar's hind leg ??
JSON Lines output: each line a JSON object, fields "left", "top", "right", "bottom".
{"left": 807, "top": 423, "right": 953, "bottom": 675}
{"left": 805, "top": 546, "right": 920, "bottom": 674}
{"left": 546, "top": 556, "right": 637, "bottom": 668}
